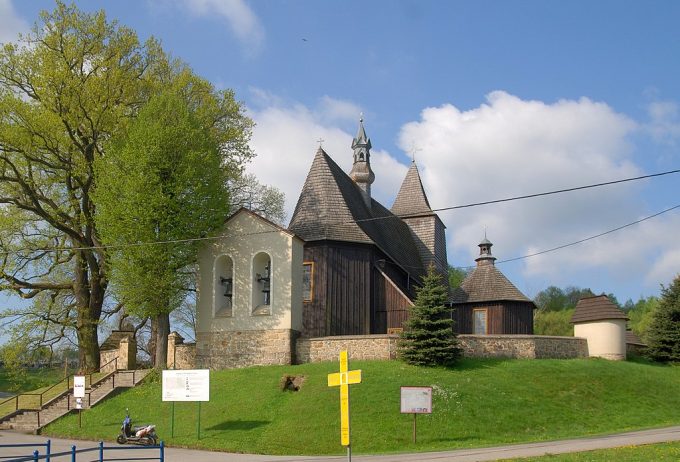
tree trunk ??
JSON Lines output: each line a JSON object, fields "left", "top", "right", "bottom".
{"left": 152, "top": 312, "right": 170, "bottom": 369}
{"left": 74, "top": 249, "right": 105, "bottom": 372}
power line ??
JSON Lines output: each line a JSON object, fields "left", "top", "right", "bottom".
{"left": 405, "top": 168, "right": 680, "bottom": 218}
{"left": 5, "top": 168, "right": 679, "bottom": 255}
{"left": 495, "top": 204, "right": 680, "bottom": 265}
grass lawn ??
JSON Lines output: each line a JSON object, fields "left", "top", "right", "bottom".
{"left": 504, "top": 442, "right": 680, "bottom": 461}
{"left": 0, "top": 369, "right": 106, "bottom": 417}
{"left": 0, "top": 368, "right": 71, "bottom": 394}
{"left": 41, "top": 358, "right": 680, "bottom": 456}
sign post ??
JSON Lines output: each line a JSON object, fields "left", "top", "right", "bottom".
{"left": 400, "top": 386, "right": 432, "bottom": 443}
{"left": 327, "top": 350, "right": 362, "bottom": 462}
{"left": 73, "top": 376, "right": 86, "bottom": 429}
{"left": 162, "top": 369, "right": 210, "bottom": 440}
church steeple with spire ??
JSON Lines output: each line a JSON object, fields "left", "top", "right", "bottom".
{"left": 350, "top": 117, "right": 375, "bottom": 206}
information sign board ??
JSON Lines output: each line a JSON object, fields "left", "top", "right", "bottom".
{"left": 400, "top": 386, "right": 432, "bottom": 414}
{"left": 162, "top": 369, "right": 210, "bottom": 402}
{"left": 73, "top": 375, "right": 86, "bottom": 398}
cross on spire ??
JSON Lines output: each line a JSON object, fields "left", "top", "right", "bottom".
{"left": 408, "top": 143, "right": 422, "bottom": 163}
{"left": 317, "top": 137, "right": 325, "bottom": 148}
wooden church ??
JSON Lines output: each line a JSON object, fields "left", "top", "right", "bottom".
{"left": 194, "top": 119, "right": 529, "bottom": 368}
{"left": 288, "top": 119, "right": 447, "bottom": 337}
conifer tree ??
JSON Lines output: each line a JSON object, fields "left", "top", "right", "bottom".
{"left": 399, "top": 266, "right": 461, "bottom": 366}
{"left": 646, "top": 275, "right": 680, "bottom": 362}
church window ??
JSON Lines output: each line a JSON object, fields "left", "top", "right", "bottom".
{"left": 214, "top": 255, "right": 234, "bottom": 317}
{"left": 252, "top": 252, "right": 272, "bottom": 315}
{"left": 473, "top": 309, "right": 488, "bottom": 335}
{"left": 302, "top": 262, "right": 314, "bottom": 302}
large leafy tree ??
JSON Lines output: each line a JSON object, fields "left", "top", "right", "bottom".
{"left": 0, "top": 2, "right": 252, "bottom": 371}
{"left": 93, "top": 87, "right": 250, "bottom": 368}
{"left": 399, "top": 266, "right": 461, "bottom": 366}
{"left": 0, "top": 3, "right": 164, "bottom": 370}
{"left": 645, "top": 275, "right": 680, "bottom": 362}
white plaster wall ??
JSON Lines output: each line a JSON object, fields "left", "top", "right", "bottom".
{"left": 574, "top": 319, "right": 627, "bottom": 360}
{"left": 196, "top": 210, "right": 303, "bottom": 334}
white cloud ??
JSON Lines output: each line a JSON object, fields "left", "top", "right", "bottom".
{"left": 0, "top": 0, "right": 28, "bottom": 44}
{"left": 178, "top": 0, "right": 265, "bottom": 56}
{"left": 645, "top": 100, "right": 680, "bottom": 146}
{"left": 245, "top": 89, "right": 675, "bottom": 299}
{"left": 246, "top": 94, "right": 405, "bottom": 223}
{"left": 396, "top": 91, "right": 680, "bottom": 291}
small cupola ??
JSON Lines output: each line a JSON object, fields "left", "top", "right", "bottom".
{"left": 349, "top": 117, "right": 375, "bottom": 207}
{"left": 475, "top": 236, "right": 497, "bottom": 267}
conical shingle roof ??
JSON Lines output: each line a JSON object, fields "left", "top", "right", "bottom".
{"left": 450, "top": 264, "right": 533, "bottom": 304}
{"left": 391, "top": 162, "right": 433, "bottom": 217}
{"left": 571, "top": 295, "right": 628, "bottom": 323}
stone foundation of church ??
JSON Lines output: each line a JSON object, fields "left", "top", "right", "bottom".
{"left": 295, "top": 335, "right": 398, "bottom": 363}
{"left": 194, "top": 329, "right": 298, "bottom": 369}
{"left": 174, "top": 333, "right": 591, "bottom": 369}
{"left": 458, "top": 335, "right": 588, "bottom": 359}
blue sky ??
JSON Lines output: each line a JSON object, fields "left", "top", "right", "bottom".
{"left": 1, "top": 0, "right": 679, "bottom": 303}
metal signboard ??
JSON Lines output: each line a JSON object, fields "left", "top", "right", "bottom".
{"left": 162, "top": 369, "right": 210, "bottom": 402}
{"left": 73, "top": 375, "right": 86, "bottom": 398}
{"left": 400, "top": 386, "right": 432, "bottom": 414}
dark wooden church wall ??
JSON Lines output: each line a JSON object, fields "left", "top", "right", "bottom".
{"left": 373, "top": 268, "right": 413, "bottom": 333}
{"left": 301, "top": 242, "right": 372, "bottom": 337}
{"left": 451, "top": 301, "right": 534, "bottom": 335}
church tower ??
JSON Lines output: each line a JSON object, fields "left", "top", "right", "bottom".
{"left": 392, "top": 161, "right": 448, "bottom": 280}
{"left": 349, "top": 117, "right": 375, "bottom": 207}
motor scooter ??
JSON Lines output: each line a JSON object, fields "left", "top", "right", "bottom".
{"left": 116, "top": 408, "right": 158, "bottom": 446}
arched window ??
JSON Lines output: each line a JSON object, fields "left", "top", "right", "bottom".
{"left": 252, "top": 252, "right": 272, "bottom": 315}
{"left": 214, "top": 255, "right": 234, "bottom": 317}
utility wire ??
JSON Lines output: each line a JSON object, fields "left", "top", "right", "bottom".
{"left": 368, "top": 168, "right": 679, "bottom": 222}
{"left": 495, "top": 204, "right": 680, "bottom": 265}
{"left": 6, "top": 168, "right": 680, "bottom": 254}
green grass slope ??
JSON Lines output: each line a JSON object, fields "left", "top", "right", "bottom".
{"left": 43, "top": 358, "right": 680, "bottom": 456}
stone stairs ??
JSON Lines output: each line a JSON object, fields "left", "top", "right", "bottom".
{"left": 0, "top": 369, "right": 151, "bottom": 433}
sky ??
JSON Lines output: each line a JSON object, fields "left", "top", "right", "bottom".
{"left": 1, "top": 0, "right": 679, "bottom": 304}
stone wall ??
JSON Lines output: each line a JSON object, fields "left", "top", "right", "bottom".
{"left": 100, "top": 349, "right": 118, "bottom": 373}
{"left": 296, "top": 335, "right": 398, "bottom": 363}
{"left": 195, "top": 329, "right": 297, "bottom": 369}
{"left": 167, "top": 332, "right": 196, "bottom": 369}
{"left": 170, "top": 333, "right": 589, "bottom": 370}
{"left": 296, "top": 334, "right": 588, "bottom": 364}
{"left": 458, "top": 335, "right": 588, "bottom": 359}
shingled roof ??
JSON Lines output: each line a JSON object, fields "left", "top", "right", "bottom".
{"left": 288, "top": 147, "right": 426, "bottom": 279}
{"left": 450, "top": 264, "right": 534, "bottom": 304}
{"left": 391, "top": 162, "right": 434, "bottom": 217}
{"left": 571, "top": 295, "right": 629, "bottom": 323}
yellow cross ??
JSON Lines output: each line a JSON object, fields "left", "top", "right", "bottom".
{"left": 327, "top": 350, "right": 362, "bottom": 446}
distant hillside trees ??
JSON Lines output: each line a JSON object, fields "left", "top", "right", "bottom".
{"left": 624, "top": 296, "right": 659, "bottom": 344}
{"left": 645, "top": 275, "right": 680, "bottom": 362}
{"left": 448, "top": 266, "right": 470, "bottom": 289}
{"left": 400, "top": 266, "right": 461, "bottom": 366}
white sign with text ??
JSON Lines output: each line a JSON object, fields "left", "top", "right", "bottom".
{"left": 73, "top": 375, "right": 86, "bottom": 398}
{"left": 400, "top": 386, "right": 432, "bottom": 414}
{"left": 162, "top": 369, "right": 210, "bottom": 402}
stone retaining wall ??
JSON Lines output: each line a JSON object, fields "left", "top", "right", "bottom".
{"left": 172, "top": 333, "right": 590, "bottom": 369}
{"left": 295, "top": 335, "right": 398, "bottom": 363}
{"left": 195, "top": 329, "right": 297, "bottom": 369}
{"left": 458, "top": 335, "right": 588, "bottom": 359}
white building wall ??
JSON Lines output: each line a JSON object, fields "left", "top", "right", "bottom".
{"left": 196, "top": 210, "right": 303, "bottom": 334}
{"left": 574, "top": 319, "right": 627, "bottom": 360}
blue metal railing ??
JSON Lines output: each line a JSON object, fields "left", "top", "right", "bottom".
{"left": 0, "top": 440, "right": 50, "bottom": 462}
{"left": 0, "top": 440, "right": 164, "bottom": 462}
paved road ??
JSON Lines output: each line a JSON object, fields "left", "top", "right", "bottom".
{"left": 3, "top": 426, "right": 680, "bottom": 461}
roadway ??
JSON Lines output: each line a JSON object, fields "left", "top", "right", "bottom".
{"left": 2, "top": 426, "right": 680, "bottom": 461}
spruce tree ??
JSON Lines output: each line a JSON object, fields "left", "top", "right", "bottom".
{"left": 646, "top": 275, "right": 680, "bottom": 362}
{"left": 399, "top": 266, "right": 462, "bottom": 366}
